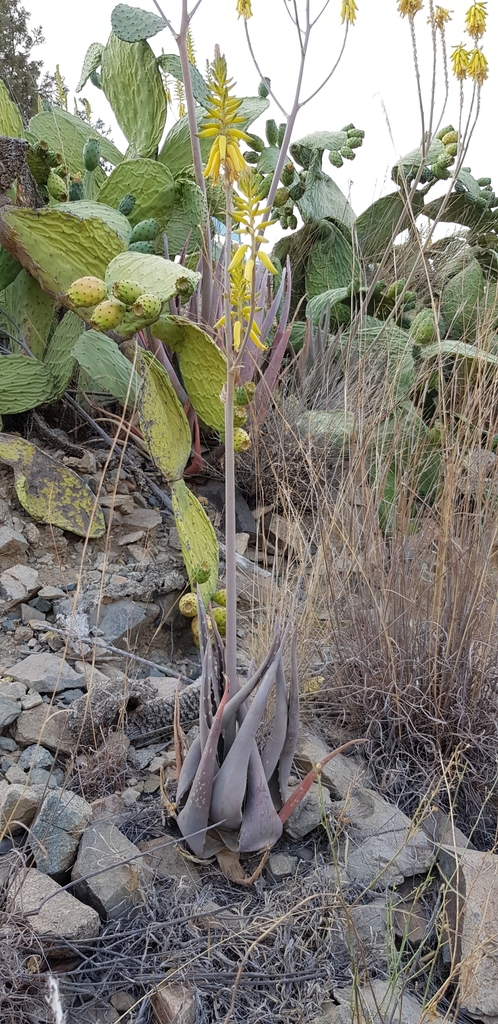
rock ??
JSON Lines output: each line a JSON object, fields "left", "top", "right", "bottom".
{"left": 0, "top": 564, "right": 40, "bottom": 609}
{"left": 151, "top": 982, "right": 196, "bottom": 1024}
{"left": 29, "top": 789, "right": 93, "bottom": 876}
{"left": 21, "top": 692, "right": 43, "bottom": 710}
{"left": 294, "top": 727, "right": 366, "bottom": 799}
{"left": 319, "top": 980, "right": 446, "bottom": 1024}
{"left": 21, "top": 603, "right": 46, "bottom": 625}
{"left": 144, "top": 676, "right": 178, "bottom": 702}
{"left": 90, "top": 793, "right": 127, "bottom": 823}
{"left": 72, "top": 821, "right": 153, "bottom": 920}
{"left": 124, "top": 508, "right": 162, "bottom": 531}
{"left": 235, "top": 532, "right": 250, "bottom": 555}
{"left": 137, "top": 837, "right": 200, "bottom": 883}
{"left": 346, "top": 900, "right": 388, "bottom": 954}
{"left": 0, "top": 780, "right": 45, "bottom": 833}
{"left": 7, "top": 653, "right": 85, "bottom": 694}
{"left": 0, "top": 526, "right": 28, "bottom": 568}
{"left": 0, "top": 694, "right": 22, "bottom": 727}
{"left": 110, "top": 991, "right": 135, "bottom": 1014}
{"left": 0, "top": 678, "right": 27, "bottom": 700}
{"left": 88, "top": 598, "right": 158, "bottom": 649}
{"left": 7, "top": 868, "right": 100, "bottom": 953}
{"left": 38, "top": 585, "right": 66, "bottom": 600}
{"left": 5, "top": 765, "right": 28, "bottom": 784}
{"left": 12, "top": 704, "right": 72, "bottom": 754}
{"left": 337, "top": 787, "right": 434, "bottom": 888}
{"left": 167, "top": 527, "right": 182, "bottom": 550}
{"left": 284, "top": 781, "right": 332, "bottom": 839}
{"left": 268, "top": 851, "right": 298, "bottom": 880}
{"left": 118, "top": 529, "right": 145, "bottom": 546}
{"left": 439, "top": 845, "right": 498, "bottom": 1021}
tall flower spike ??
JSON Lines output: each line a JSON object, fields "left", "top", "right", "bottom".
{"left": 236, "top": 0, "right": 253, "bottom": 16}
{"left": 468, "top": 47, "right": 488, "bottom": 84}
{"left": 397, "top": 0, "right": 423, "bottom": 16}
{"left": 451, "top": 43, "right": 470, "bottom": 79}
{"left": 431, "top": 6, "right": 452, "bottom": 30}
{"left": 200, "top": 48, "right": 252, "bottom": 184}
{"left": 341, "top": 0, "right": 358, "bottom": 25}
{"left": 465, "top": 2, "right": 487, "bottom": 40}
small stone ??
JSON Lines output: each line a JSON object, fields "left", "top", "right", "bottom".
{"left": 137, "top": 836, "right": 199, "bottom": 883}
{"left": 117, "top": 530, "right": 145, "bottom": 546}
{"left": 284, "top": 781, "right": 332, "bottom": 839}
{"left": 151, "top": 982, "right": 195, "bottom": 1024}
{"left": 0, "top": 736, "right": 17, "bottom": 751}
{"left": 99, "top": 494, "right": 136, "bottom": 515}
{"left": 167, "top": 527, "right": 182, "bottom": 550}
{"left": 0, "top": 780, "right": 45, "bottom": 833}
{"left": 0, "top": 564, "right": 40, "bottom": 609}
{"left": 5, "top": 765, "right": 28, "bottom": 784}
{"left": 88, "top": 599, "right": 158, "bottom": 649}
{"left": 21, "top": 603, "right": 46, "bottom": 625}
{"left": 22, "top": 522, "right": 40, "bottom": 546}
{"left": 110, "top": 992, "right": 135, "bottom": 1014}
{"left": 14, "top": 626, "right": 34, "bottom": 642}
{"left": 12, "top": 704, "right": 72, "bottom": 754}
{"left": 0, "top": 694, "right": 22, "bottom": 727}
{"left": 29, "top": 788, "right": 93, "bottom": 876}
{"left": 126, "top": 544, "right": 152, "bottom": 564}
{"left": 71, "top": 821, "right": 153, "bottom": 921}
{"left": 8, "top": 653, "right": 85, "bottom": 694}
{"left": 121, "top": 787, "right": 140, "bottom": 807}
{"left": 235, "top": 532, "right": 250, "bottom": 555}
{"left": 125, "top": 508, "right": 162, "bottom": 531}
{"left": 7, "top": 868, "right": 100, "bottom": 952}
{"left": 21, "top": 692, "right": 43, "bottom": 710}
{"left": 0, "top": 678, "right": 26, "bottom": 699}
{"left": 29, "top": 768, "right": 58, "bottom": 788}
{"left": 268, "top": 852, "right": 298, "bottom": 880}
{"left": 38, "top": 586, "right": 66, "bottom": 601}
{"left": 0, "top": 526, "right": 28, "bottom": 568}
{"left": 18, "top": 744, "right": 54, "bottom": 771}
{"left": 323, "top": 981, "right": 447, "bottom": 1024}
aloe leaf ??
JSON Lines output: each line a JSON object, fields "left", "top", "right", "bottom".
{"left": 76, "top": 42, "right": 105, "bottom": 92}
{"left": 101, "top": 32, "right": 166, "bottom": 159}
{"left": 0, "top": 81, "right": 23, "bottom": 137}
{"left": 43, "top": 311, "right": 82, "bottom": 400}
{"left": 176, "top": 683, "right": 229, "bottom": 858}
{"left": 278, "top": 631, "right": 301, "bottom": 806}
{"left": 176, "top": 733, "right": 201, "bottom": 805}
{"left": 237, "top": 745, "right": 283, "bottom": 853}
{"left": 72, "top": 331, "right": 140, "bottom": 406}
{"left": 138, "top": 351, "right": 191, "bottom": 481}
{"left": 261, "top": 652, "right": 289, "bottom": 783}
{"left": 278, "top": 739, "right": 366, "bottom": 825}
{"left": 97, "top": 158, "right": 175, "bottom": 229}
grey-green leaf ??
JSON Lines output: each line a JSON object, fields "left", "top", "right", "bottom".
{"left": 76, "top": 42, "right": 105, "bottom": 93}
{"left": 156, "top": 54, "right": 207, "bottom": 107}
{"left": 72, "top": 330, "right": 140, "bottom": 406}
{"left": 111, "top": 3, "right": 164, "bottom": 42}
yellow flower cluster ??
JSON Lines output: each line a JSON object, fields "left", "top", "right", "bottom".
{"left": 341, "top": 0, "right": 358, "bottom": 25}
{"left": 397, "top": 0, "right": 423, "bottom": 17}
{"left": 430, "top": 6, "right": 452, "bottom": 30}
{"left": 215, "top": 262, "right": 265, "bottom": 352}
{"left": 236, "top": 0, "right": 253, "bottom": 16}
{"left": 465, "top": 1, "right": 486, "bottom": 39}
{"left": 450, "top": 3, "right": 488, "bottom": 85}
{"left": 199, "top": 49, "right": 252, "bottom": 184}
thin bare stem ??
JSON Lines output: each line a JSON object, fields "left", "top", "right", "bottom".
{"left": 223, "top": 181, "right": 239, "bottom": 698}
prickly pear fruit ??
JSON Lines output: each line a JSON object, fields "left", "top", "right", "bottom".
{"left": 66, "top": 276, "right": 107, "bottom": 308}
{"left": 213, "top": 589, "right": 227, "bottom": 607}
{"left": 130, "top": 218, "right": 160, "bottom": 243}
{"left": 191, "top": 614, "right": 212, "bottom": 647}
{"left": 128, "top": 240, "right": 155, "bottom": 254}
{"left": 274, "top": 187, "right": 289, "bottom": 208}
{"left": 47, "top": 168, "right": 68, "bottom": 201}
{"left": 258, "top": 77, "right": 271, "bottom": 98}
{"left": 233, "top": 406, "right": 248, "bottom": 427}
{"left": 234, "top": 382, "right": 256, "bottom": 406}
{"left": 192, "top": 561, "right": 211, "bottom": 585}
{"left": 445, "top": 143, "right": 458, "bottom": 158}
{"left": 89, "top": 298, "right": 126, "bottom": 331}
{"left": 90, "top": 70, "right": 102, "bottom": 89}
{"left": 211, "top": 606, "right": 227, "bottom": 636}
{"left": 287, "top": 213, "right": 298, "bottom": 230}
{"left": 233, "top": 428, "right": 251, "bottom": 452}
{"left": 179, "top": 592, "right": 198, "bottom": 617}
{"left": 277, "top": 123, "right": 286, "bottom": 147}
{"left": 436, "top": 151, "right": 453, "bottom": 169}
{"left": 341, "top": 123, "right": 355, "bottom": 132}
{"left": 436, "top": 124, "right": 455, "bottom": 141}
{"left": 281, "top": 162, "right": 295, "bottom": 187}
{"left": 347, "top": 128, "right": 365, "bottom": 140}
{"left": 409, "top": 308, "right": 437, "bottom": 345}
{"left": 131, "top": 293, "right": 162, "bottom": 320}
{"left": 69, "top": 179, "right": 84, "bottom": 201}
{"left": 340, "top": 146, "right": 355, "bottom": 160}
{"left": 442, "top": 130, "right": 458, "bottom": 146}
{"left": 112, "top": 279, "right": 144, "bottom": 305}
{"left": 347, "top": 136, "right": 363, "bottom": 149}
{"left": 83, "top": 137, "right": 101, "bottom": 171}
{"left": 288, "top": 181, "right": 305, "bottom": 201}
{"left": 265, "top": 119, "right": 278, "bottom": 146}
{"left": 477, "top": 177, "right": 492, "bottom": 187}
{"left": 329, "top": 150, "right": 343, "bottom": 168}
{"left": 245, "top": 151, "right": 259, "bottom": 165}
{"left": 118, "top": 193, "right": 137, "bottom": 216}
{"left": 246, "top": 133, "right": 265, "bottom": 153}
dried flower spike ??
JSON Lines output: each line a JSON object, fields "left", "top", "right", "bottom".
{"left": 397, "top": 0, "right": 423, "bottom": 17}
{"left": 468, "top": 47, "right": 488, "bottom": 84}
{"left": 465, "top": 2, "right": 487, "bottom": 40}
{"left": 431, "top": 6, "right": 452, "bottom": 30}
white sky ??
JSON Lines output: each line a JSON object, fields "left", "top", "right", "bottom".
{"left": 25, "top": 0, "right": 497, "bottom": 217}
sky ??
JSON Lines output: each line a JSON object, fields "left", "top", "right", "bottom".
{"left": 24, "top": 0, "right": 498, "bottom": 219}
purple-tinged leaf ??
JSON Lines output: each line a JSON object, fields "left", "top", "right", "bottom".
{"left": 253, "top": 327, "right": 291, "bottom": 420}
{"left": 261, "top": 652, "right": 288, "bottom": 782}
{"left": 277, "top": 630, "right": 300, "bottom": 806}
{"left": 238, "top": 743, "right": 283, "bottom": 852}
{"left": 177, "top": 682, "right": 230, "bottom": 858}
{"left": 240, "top": 267, "right": 285, "bottom": 384}
{"left": 176, "top": 733, "right": 201, "bottom": 805}
{"left": 278, "top": 738, "right": 367, "bottom": 825}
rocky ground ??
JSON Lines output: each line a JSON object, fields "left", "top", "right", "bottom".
{"left": 0, "top": 427, "right": 497, "bottom": 1024}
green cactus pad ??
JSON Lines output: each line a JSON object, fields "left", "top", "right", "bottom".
{"left": 130, "top": 218, "right": 160, "bottom": 243}
{"left": 0, "top": 434, "right": 105, "bottom": 538}
{"left": 53, "top": 200, "right": 132, "bottom": 244}
{"left": 0, "top": 271, "right": 55, "bottom": 361}
{"left": 0, "top": 205, "right": 127, "bottom": 303}
{"left": 409, "top": 308, "right": 438, "bottom": 346}
{"left": 170, "top": 478, "right": 219, "bottom": 606}
{"left": 156, "top": 54, "right": 207, "bottom": 108}
{"left": 128, "top": 240, "right": 155, "bottom": 253}
{"left": 162, "top": 176, "right": 206, "bottom": 257}
{"left": 304, "top": 222, "right": 354, "bottom": 298}
{"left": 152, "top": 315, "right": 227, "bottom": 432}
{"left": 138, "top": 349, "right": 191, "bottom": 482}
{"left": 0, "top": 246, "right": 22, "bottom": 291}
{"left": 105, "top": 251, "right": 200, "bottom": 305}
{"left": 339, "top": 315, "right": 415, "bottom": 401}
{"left": 297, "top": 163, "right": 356, "bottom": 232}
{"left": 440, "top": 260, "right": 484, "bottom": 339}
{"left": 356, "top": 191, "right": 425, "bottom": 261}
{"left": 43, "top": 311, "right": 82, "bottom": 400}
{"left": 0, "top": 80, "right": 23, "bottom": 137}
{"left": 0, "top": 356, "right": 57, "bottom": 414}
{"left": 71, "top": 330, "right": 140, "bottom": 406}
{"left": 76, "top": 42, "right": 105, "bottom": 93}
{"left": 97, "top": 158, "right": 175, "bottom": 228}
{"left": 111, "top": 3, "right": 164, "bottom": 42}
{"left": 29, "top": 108, "right": 123, "bottom": 178}
{"left": 101, "top": 32, "right": 166, "bottom": 160}
{"left": 392, "top": 139, "right": 444, "bottom": 184}
{"left": 290, "top": 130, "right": 348, "bottom": 169}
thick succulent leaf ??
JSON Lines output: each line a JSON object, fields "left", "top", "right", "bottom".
{"left": 290, "top": 130, "right": 348, "bottom": 168}
{"left": 162, "top": 177, "right": 205, "bottom": 257}
{"left": 176, "top": 733, "right": 201, "bottom": 805}
{"left": 0, "top": 80, "right": 23, "bottom": 138}
{"left": 76, "top": 42, "right": 105, "bottom": 93}
{"left": 101, "top": 32, "right": 166, "bottom": 159}
{"left": 0, "top": 246, "right": 22, "bottom": 291}
{"left": 0, "top": 356, "right": 56, "bottom": 413}
{"left": 0, "top": 206, "right": 127, "bottom": 302}
{"left": 422, "top": 193, "right": 497, "bottom": 233}
{"left": 72, "top": 331, "right": 140, "bottom": 406}
{"left": 111, "top": 3, "right": 164, "bottom": 42}
{"left": 0, "top": 270, "right": 55, "bottom": 360}
{"left": 157, "top": 54, "right": 207, "bottom": 107}
{"left": 277, "top": 632, "right": 300, "bottom": 806}
{"left": 154, "top": 315, "right": 226, "bottom": 432}
{"left": 170, "top": 479, "right": 219, "bottom": 605}
{"left": 53, "top": 200, "right": 132, "bottom": 244}
{"left": 29, "top": 108, "right": 123, "bottom": 174}
{"left": 392, "top": 139, "right": 444, "bottom": 182}
{"left": 43, "top": 311, "right": 82, "bottom": 400}
{"left": 0, "top": 434, "right": 105, "bottom": 537}
{"left": 440, "top": 260, "right": 484, "bottom": 338}
{"left": 97, "top": 158, "right": 175, "bottom": 229}
{"left": 236, "top": 744, "right": 283, "bottom": 853}
{"left": 356, "top": 191, "right": 425, "bottom": 261}
{"left": 159, "top": 97, "right": 268, "bottom": 176}
{"left": 106, "top": 251, "right": 200, "bottom": 304}
{"left": 261, "top": 652, "right": 288, "bottom": 783}
{"left": 305, "top": 222, "right": 354, "bottom": 297}
{"left": 176, "top": 683, "right": 229, "bottom": 859}
{"left": 138, "top": 351, "right": 191, "bottom": 481}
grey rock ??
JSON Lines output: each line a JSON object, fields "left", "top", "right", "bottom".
{"left": 439, "top": 846, "right": 498, "bottom": 1021}
{"left": 151, "top": 982, "right": 196, "bottom": 1024}
{"left": 0, "top": 736, "right": 17, "bottom": 751}
{"left": 124, "top": 508, "right": 162, "bottom": 531}
{"left": 29, "top": 788, "right": 93, "bottom": 876}
{"left": 294, "top": 727, "right": 367, "bottom": 799}
{"left": 29, "top": 767, "right": 59, "bottom": 788}
{"left": 21, "top": 602, "right": 45, "bottom": 624}
{"left": 137, "top": 836, "right": 200, "bottom": 884}
{"left": 346, "top": 900, "right": 388, "bottom": 955}
{"left": 12, "top": 704, "right": 72, "bottom": 754}
{"left": 284, "top": 781, "right": 332, "bottom": 839}
{"left": 5, "top": 765, "right": 28, "bottom": 784}
{"left": 72, "top": 821, "right": 153, "bottom": 920}
{"left": 21, "top": 691, "right": 43, "bottom": 710}
{"left": 88, "top": 598, "right": 158, "bottom": 649}
{"left": 0, "top": 564, "right": 40, "bottom": 609}
{"left": 7, "top": 868, "right": 100, "bottom": 952}
{"left": 60, "top": 688, "right": 86, "bottom": 705}
{"left": 319, "top": 980, "right": 446, "bottom": 1024}
{"left": 7, "top": 653, "right": 85, "bottom": 694}
{"left": 0, "top": 780, "right": 46, "bottom": 833}
{"left": 0, "top": 694, "right": 22, "bottom": 727}
{"left": 0, "top": 679, "right": 27, "bottom": 699}
{"left": 268, "top": 852, "right": 298, "bottom": 880}
{"left": 38, "top": 585, "right": 66, "bottom": 600}
{"left": 18, "top": 744, "right": 53, "bottom": 771}
{"left": 0, "top": 526, "right": 28, "bottom": 568}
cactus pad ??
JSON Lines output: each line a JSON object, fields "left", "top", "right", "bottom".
{"left": 152, "top": 315, "right": 226, "bottom": 432}
{"left": 76, "top": 42, "right": 105, "bottom": 93}
{"left": 0, "top": 246, "right": 22, "bottom": 291}
{"left": 29, "top": 108, "right": 122, "bottom": 177}
{"left": 97, "top": 158, "right": 175, "bottom": 228}
{"left": 0, "top": 270, "right": 55, "bottom": 361}
{"left": 71, "top": 330, "right": 140, "bottom": 406}
{"left": 0, "top": 434, "right": 105, "bottom": 538}
{"left": 137, "top": 349, "right": 191, "bottom": 482}
{"left": 0, "top": 356, "right": 57, "bottom": 414}
{"left": 111, "top": 3, "right": 164, "bottom": 42}
{"left": 0, "top": 80, "right": 23, "bottom": 138}
{"left": 170, "top": 478, "right": 219, "bottom": 606}
{"left": 101, "top": 32, "right": 166, "bottom": 160}
{"left": 54, "top": 200, "right": 133, "bottom": 244}
{"left": 43, "top": 311, "right": 82, "bottom": 400}
{"left": 105, "top": 251, "right": 200, "bottom": 305}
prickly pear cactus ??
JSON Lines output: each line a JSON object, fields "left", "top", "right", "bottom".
{"left": 43, "top": 311, "right": 82, "bottom": 400}
{"left": 105, "top": 251, "right": 200, "bottom": 305}
{"left": 100, "top": 32, "right": 167, "bottom": 160}
{"left": 440, "top": 260, "right": 485, "bottom": 338}
{"left": 90, "top": 298, "right": 126, "bottom": 331}
{"left": 132, "top": 293, "right": 162, "bottom": 320}
{"left": 137, "top": 349, "right": 191, "bottom": 482}
{"left": 112, "top": 279, "right": 143, "bottom": 304}
{"left": 0, "top": 356, "right": 57, "bottom": 414}
{"left": 71, "top": 330, "right": 140, "bottom": 406}
{"left": 129, "top": 219, "right": 159, "bottom": 243}
{"left": 356, "top": 191, "right": 425, "bottom": 262}
{"left": 76, "top": 42, "right": 105, "bottom": 92}
{"left": 0, "top": 80, "right": 23, "bottom": 137}
{"left": 96, "top": 159, "right": 175, "bottom": 229}
{"left": 29, "top": 108, "right": 123, "bottom": 179}
{"left": 53, "top": 200, "right": 132, "bottom": 245}
{"left": 66, "top": 277, "right": 108, "bottom": 308}
{"left": 0, "top": 270, "right": 55, "bottom": 361}
{"left": 0, "top": 246, "right": 22, "bottom": 291}
{"left": 83, "top": 138, "right": 101, "bottom": 172}
{"left": 111, "top": 3, "right": 164, "bottom": 42}
{"left": 153, "top": 316, "right": 227, "bottom": 432}
{"left": 170, "top": 478, "right": 219, "bottom": 606}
